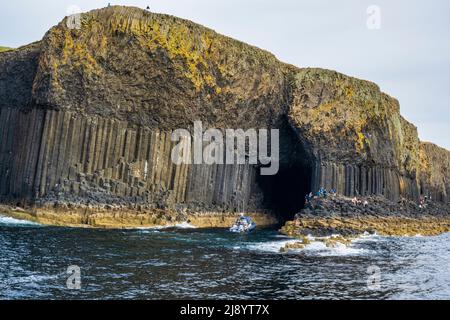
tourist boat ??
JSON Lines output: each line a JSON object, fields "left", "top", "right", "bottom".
{"left": 229, "top": 217, "right": 257, "bottom": 233}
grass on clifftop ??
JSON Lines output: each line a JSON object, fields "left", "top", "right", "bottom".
{"left": 0, "top": 46, "right": 12, "bottom": 52}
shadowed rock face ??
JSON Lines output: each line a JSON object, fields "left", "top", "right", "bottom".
{"left": 0, "top": 6, "right": 448, "bottom": 222}
{"left": 0, "top": 43, "right": 41, "bottom": 108}
{"left": 419, "top": 142, "right": 450, "bottom": 202}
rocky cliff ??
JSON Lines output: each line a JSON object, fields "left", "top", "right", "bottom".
{"left": 287, "top": 68, "right": 429, "bottom": 201}
{"left": 419, "top": 142, "right": 450, "bottom": 202}
{"left": 0, "top": 6, "right": 448, "bottom": 227}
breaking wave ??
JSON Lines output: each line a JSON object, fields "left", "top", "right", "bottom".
{"left": 246, "top": 234, "right": 372, "bottom": 256}
{"left": 135, "top": 221, "right": 197, "bottom": 231}
{"left": 0, "top": 215, "right": 41, "bottom": 227}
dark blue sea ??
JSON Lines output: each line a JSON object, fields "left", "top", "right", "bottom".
{"left": 1, "top": 214, "right": 450, "bottom": 299}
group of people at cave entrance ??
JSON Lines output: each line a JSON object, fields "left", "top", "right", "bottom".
{"left": 304, "top": 187, "right": 337, "bottom": 204}
{"left": 419, "top": 195, "right": 432, "bottom": 209}
{"left": 351, "top": 197, "right": 369, "bottom": 208}
{"left": 304, "top": 187, "right": 434, "bottom": 210}
{"left": 304, "top": 187, "right": 369, "bottom": 208}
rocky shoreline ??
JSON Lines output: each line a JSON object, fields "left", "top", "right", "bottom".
{"left": 280, "top": 194, "right": 450, "bottom": 238}
{"left": 0, "top": 204, "right": 278, "bottom": 229}
{"left": 2, "top": 193, "right": 449, "bottom": 236}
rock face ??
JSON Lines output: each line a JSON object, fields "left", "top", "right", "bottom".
{"left": 287, "top": 68, "right": 434, "bottom": 202}
{"left": 419, "top": 142, "right": 450, "bottom": 202}
{"left": 280, "top": 194, "right": 450, "bottom": 237}
{"left": 0, "top": 6, "right": 448, "bottom": 225}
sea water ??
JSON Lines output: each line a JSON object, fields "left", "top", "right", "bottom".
{"left": 1, "top": 214, "right": 450, "bottom": 299}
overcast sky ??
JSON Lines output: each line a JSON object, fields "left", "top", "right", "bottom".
{"left": 1, "top": 0, "right": 449, "bottom": 149}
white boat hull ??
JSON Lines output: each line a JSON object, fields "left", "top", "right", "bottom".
{"left": 229, "top": 222, "right": 256, "bottom": 233}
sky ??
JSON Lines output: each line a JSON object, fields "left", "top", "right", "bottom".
{"left": 1, "top": 0, "right": 449, "bottom": 149}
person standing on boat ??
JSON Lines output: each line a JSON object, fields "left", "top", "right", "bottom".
{"left": 235, "top": 213, "right": 252, "bottom": 229}
{"left": 237, "top": 213, "right": 249, "bottom": 224}
{"left": 230, "top": 213, "right": 256, "bottom": 232}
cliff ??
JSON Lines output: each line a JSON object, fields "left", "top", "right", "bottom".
{"left": 288, "top": 68, "right": 427, "bottom": 201}
{"left": 419, "top": 142, "right": 450, "bottom": 202}
{"left": 0, "top": 6, "right": 448, "bottom": 227}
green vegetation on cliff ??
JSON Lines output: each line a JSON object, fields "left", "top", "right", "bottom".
{"left": 0, "top": 46, "right": 12, "bottom": 52}
{"left": 30, "top": 6, "right": 286, "bottom": 130}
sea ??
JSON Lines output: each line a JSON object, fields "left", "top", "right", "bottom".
{"left": 1, "top": 214, "right": 450, "bottom": 299}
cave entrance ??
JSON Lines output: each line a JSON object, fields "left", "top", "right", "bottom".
{"left": 257, "top": 162, "right": 312, "bottom": 222}
{"left": 256, "top": 120, "right": 313, "bottom": 223}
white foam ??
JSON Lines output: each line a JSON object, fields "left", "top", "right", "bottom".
{"left": 0, "top": 215, "right": 41, "bottom": 226}
{"left": 246, "top": 239, "right": 299, "bottom": 253}
{"left": 173, "top": 222, "right": 197, "bottom": 229}
{"left": 351, "top": 231, "right": 381, "bottom": 243}
{"left": 246, "top": 234, "right": 371, "bottom": 256}
{"left": 274, "top": 234, "right": 292, "bottom": 239}
{"left": 135, "top": 221, "right": 197, "bottom": 230}
{"left": 302, "top": 241, "right": 370, "bottom": 256}
{"left": 135, "top": 229, "right": 160, "bottom": 234}
{"left": 6, "top": 273, "right": 59, "bottom": 285}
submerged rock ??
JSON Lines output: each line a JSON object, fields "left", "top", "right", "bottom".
{"left": 279, "top": 236, "right": 311, "bottom": 252}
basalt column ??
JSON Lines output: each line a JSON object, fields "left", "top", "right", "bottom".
{"left": 310, "top": 161, "right": 419, "bottom": 201}
{"left": 0, "top": 108, "right": 45, "bottom": 202}
{"left": 0, "top": 110, "right": 266, "bottom": 214}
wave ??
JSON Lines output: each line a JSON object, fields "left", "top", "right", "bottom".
{"left": 0, "top": 215, "right": 41, "bottom": 227}
{"left": 351, "top": 231, "right": 382, "bottom": 243}
{"left": 4, "top": 273, "right": 59, "bottom": 285}
{"left": 246, "top": 234, "right": 372, "bottom": 256}
{"left": 301, "top": 241, "right": 370, "bottom": 256}
{"left": 135, "top": 221, "right": 197, "bottom": 231}
{"left": 171, "top": 222, "right": 197, "bottom": 229}
{"left": 246, "top": 239, "right": 300, "bottom": 253}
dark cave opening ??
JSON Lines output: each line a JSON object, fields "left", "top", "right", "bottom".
{"left": 257, "top": 162, "right": 312, "bottom": 223}
{"left": 256, "top": 119, "right": 314, "bottom": 223}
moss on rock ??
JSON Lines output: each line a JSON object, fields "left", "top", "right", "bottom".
{"left": 0, "top": 46, "right": 12, "bottom": 52}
